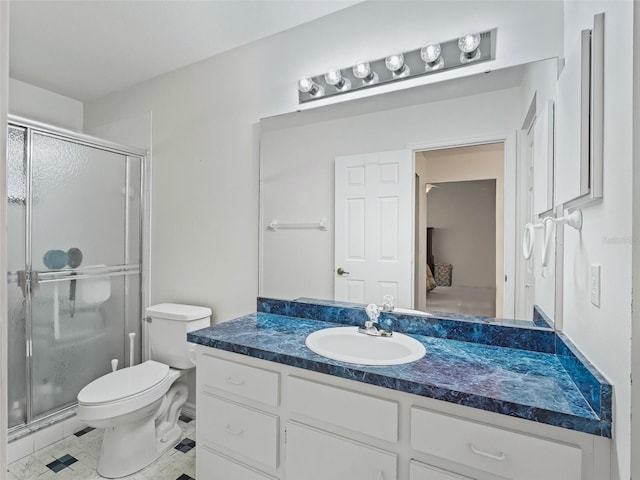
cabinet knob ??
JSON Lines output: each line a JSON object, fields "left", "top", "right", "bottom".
{"left": 225, "top": 376, "right": 245, "bottom": 386}
{"left": 224, "top": 424, "right": 244, "bottom": 436}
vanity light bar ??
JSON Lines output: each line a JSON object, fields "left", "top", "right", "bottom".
{"left": 297, "top": 29, "right": 496, "bottom": 104}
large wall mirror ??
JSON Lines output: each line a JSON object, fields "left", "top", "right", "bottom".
{"left": 259, "top": 58, "right": 559, "bottom": 329}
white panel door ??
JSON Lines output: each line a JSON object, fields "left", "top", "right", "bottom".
{"left": 285, "top": 422, "right": 397, "bottom": 480}
{"left": 334, "top": 150, "right": 413, "bottom": 307}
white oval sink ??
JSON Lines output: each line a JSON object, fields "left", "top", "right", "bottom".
{"left": 305, "top": 327, "right": 426, "bottom": 366}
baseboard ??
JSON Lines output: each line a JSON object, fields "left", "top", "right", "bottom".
{"left": 181, "top": 401, "right": 196, "bottom": 420}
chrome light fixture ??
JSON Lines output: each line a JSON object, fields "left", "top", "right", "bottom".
{"left": 324, "top": 69, "right": 351, "bottom": 91}
{"left": 420, "top": 43, "right": 444, "bottom": 71}
{"left": 297, "top": 29, "right": 495, "bottom": 104}
{"left": 297, "top": 78, "right": 324, "bottom": 97}
{"left": 385, "top": 53, "right": 410, "bottom": 78}
{"left": 458, "top": 33, "right": 482, "bottom": 63}
{"left": 353, "top": 62, "right": 378, "bottom": 85}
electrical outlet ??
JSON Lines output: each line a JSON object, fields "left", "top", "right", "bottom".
{"left": 590, "top": 265, "right": 601, "bottom": 308}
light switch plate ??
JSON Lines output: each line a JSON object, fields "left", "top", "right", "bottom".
{"left": 590, "top": 265, "right": 601, "bottom": 307}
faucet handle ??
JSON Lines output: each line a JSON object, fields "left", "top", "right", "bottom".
{"left": 382, "top": 294, "right": 395, "bottom": 312}
{"left": 365, "top": 303, "right": 380, "bottom": 323}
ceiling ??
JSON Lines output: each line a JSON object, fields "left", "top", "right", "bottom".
{"left": 9, "top": 0, "right": 361, "bottom": 102}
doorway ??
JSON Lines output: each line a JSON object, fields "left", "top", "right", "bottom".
{"left": 414, "top": 143, "right": 504, "bottom": 316}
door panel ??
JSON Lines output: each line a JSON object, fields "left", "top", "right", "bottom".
{"left": 335, "top": 150, "right": 413, "bottom": 307}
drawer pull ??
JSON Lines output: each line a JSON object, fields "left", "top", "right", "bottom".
{"left": 469, "top": 443, "right": 506, "bottom": 461}
{"left": 225, "top": 376, "right": 245, "bottom": 386}
{"left": 377, "top": 470, "right": 384, "bottom": 480}
{"left": 224, "top": 424, "right": 244, "bottom": 436}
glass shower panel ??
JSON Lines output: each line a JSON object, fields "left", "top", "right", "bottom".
{"left": 30, "top": 276, "right": 126, "bottom": 416}
{"left": 30, "top": 133, "right": 127, "bottom": 270}
{"left": 29, "top": 133, "right": 130, "bottom": 419}
{"left": 7, "top": 126, "right": 27, "bottom": 428}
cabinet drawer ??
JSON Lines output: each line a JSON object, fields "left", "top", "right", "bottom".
{"left": 285, "top": 422, "right": 397, "bottom": 480}
{"left": 411, "top": 407, "right": 581, "bottom": 480}
{"left": 199, "top": 394, "right": 279, "bottom": 469}
{"left": 409, "top": 460, "right": 472, "bottom": 480}
{"left": 198, "top": 353, "right": 279, "bottom": 407}
{"left": 197, "top": 447, "right": 277, "bottom": 480}
{"left": 286, "top": 376, "right": 398, "bottom": 442}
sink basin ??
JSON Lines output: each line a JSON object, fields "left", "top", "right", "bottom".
{"left": 305, "top": 327, "right": 426, "bottom": 366}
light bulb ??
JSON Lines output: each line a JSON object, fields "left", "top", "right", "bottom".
{"left": 458, "top": 33, "right": 481, "bottom": 62}
{"left": 324, "top": 69, "right": 351, "bottom": 91}
{"left": 297, "top": 78, "right": 324, "bottom": 97}
{"left": 352, "top": 62, "right": 378, "bottom": 84}
{"left": 385, "top": 53, "right": 410, "bottom": 78}
{"left": 420, "top": 43, "right": 444, "bottom": 71}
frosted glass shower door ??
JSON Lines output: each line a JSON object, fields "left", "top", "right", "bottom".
{"left": 28, "top": 132, "right": 141, "bottom": 418}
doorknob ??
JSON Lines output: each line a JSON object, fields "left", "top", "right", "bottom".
{"left": 336, "top": 267, "right": 350, "bottom": 276}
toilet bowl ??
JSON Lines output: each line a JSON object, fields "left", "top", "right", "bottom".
{"left": 77, "top": 303, "right": 211, "bottom": 478}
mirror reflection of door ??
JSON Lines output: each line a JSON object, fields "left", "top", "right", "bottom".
{"left": 415, "top": 143, "right": 504, "bottom": 317}
{"left": 334, "top": 150, "right": 413, "bottom": 307}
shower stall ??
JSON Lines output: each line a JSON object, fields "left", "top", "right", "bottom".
{"left": 6, "top": 117, "right": 146, "bottom": 437}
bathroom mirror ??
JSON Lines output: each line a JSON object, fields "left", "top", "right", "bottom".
{"left": 259, "top": 58, "right": 559, "bottom": 328}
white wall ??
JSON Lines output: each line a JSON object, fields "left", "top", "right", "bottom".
{"left": 426, "top": 180, "right": 496, "bottom": 289}
{"left": 556, "top": 2, "right": 634, "bottom": 479}
{"left": 1, "top": 0, "right": 9, "bottom": 472}
{"left": 9, "top": 78, "right": 83, "bottom": 131}
{"left": 260, "top": 88, "right": 520, "bottom": 304}
{"left": 83, "top": 1, "right": 564, "bottom": 324}
{"left": 517, "top": 59, "right": 559, "bottom": 322}
{"left": 631, "top": 3, "right": 640, "bottom": 479}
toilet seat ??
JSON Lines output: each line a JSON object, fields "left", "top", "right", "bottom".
{"left": 77, "top": 361, "right": 180, "bottom": 422}
{"left": 78, "top": 360, "right": 169, "bottom": 405}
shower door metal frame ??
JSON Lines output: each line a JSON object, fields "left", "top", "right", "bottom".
{"left": 7, "top": 115, "right": 149, "bottom": 436}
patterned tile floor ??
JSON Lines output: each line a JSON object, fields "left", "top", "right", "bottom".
{"left": 7, "top": 415, "right": 196, "bottom": 480}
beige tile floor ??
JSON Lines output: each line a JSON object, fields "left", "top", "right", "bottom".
{"left": 7, "top": 417, "right": 196, "bottom": 480}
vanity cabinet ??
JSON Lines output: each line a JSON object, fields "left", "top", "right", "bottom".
{"left": 196, "top": 346, "right": 608, "bottom": 480}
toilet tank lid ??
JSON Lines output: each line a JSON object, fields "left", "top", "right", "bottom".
{"left": 145, "top": 303, "right": 212, "bottom": 321}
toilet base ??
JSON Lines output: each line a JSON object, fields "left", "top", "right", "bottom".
{"left": 94, "top": 381, "right": 189, "bottom": 478}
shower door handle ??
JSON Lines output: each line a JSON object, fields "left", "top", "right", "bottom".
{"left": 15, "top": 270, "right": 35, "bottom": 298}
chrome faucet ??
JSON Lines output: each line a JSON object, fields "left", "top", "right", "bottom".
{"left": 358, "top": 303, "right": 393, "bottom": 337}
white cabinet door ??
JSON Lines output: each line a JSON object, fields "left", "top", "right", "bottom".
{"left": 198, "top": 447, "right": 277, "bottom": 480}
{"left": 199, "top": 393, "right": 279, "bottom": 469}
{"left": 285, "top": 422, "right": 397, "bottom": 480}
{"left": 286, "top": 376, "right": 398, "bottom": 442}
{"left": 411, "top": 407, "right": 582, "bottom": 480}
{"left": 334, "top": 150, "right": 413, "bottom": 307}
{"left": 409, "top": 460, "right": 473, "bottom": 480}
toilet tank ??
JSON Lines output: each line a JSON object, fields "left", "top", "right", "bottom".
{"left": 145, "top": 303, "right": 212, "bottom": 369}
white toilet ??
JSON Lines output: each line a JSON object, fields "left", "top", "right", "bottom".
{"left": 77, "top": 303, "right": 211, "bottom": 479}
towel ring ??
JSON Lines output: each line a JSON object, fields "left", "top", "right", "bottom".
{"left": 522, "top": 223, "right": 543, "bottom": 260}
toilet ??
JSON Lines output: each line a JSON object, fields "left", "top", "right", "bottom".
{"left": 77, "top": 303, "right": 211, "bottom": 479}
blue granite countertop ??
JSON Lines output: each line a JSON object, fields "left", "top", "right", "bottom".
{"left": 188, "top": 298, "right": 612, "bottom": 438}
